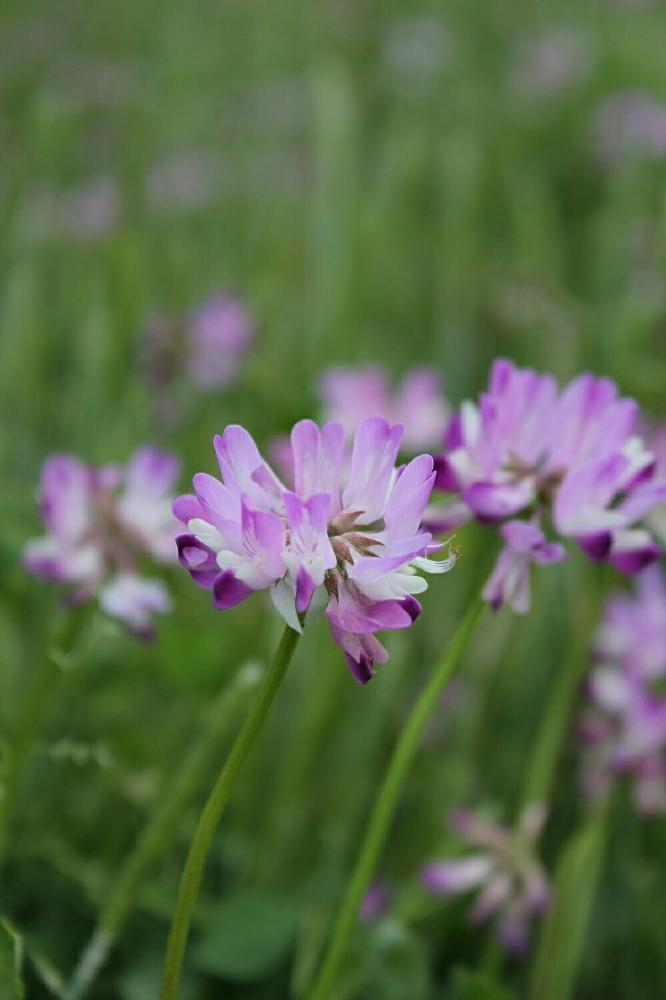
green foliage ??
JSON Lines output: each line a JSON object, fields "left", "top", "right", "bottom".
{"left": 0, "top": 920, "right": 24, "bottom": 1000}
{"left": 448, "top": 967, "right": 516, "bottom": 1000}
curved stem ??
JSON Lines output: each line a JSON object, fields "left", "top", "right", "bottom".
{"left": 66, "top": 663, "right": 263, "bottom": 1000}
{"left": 159, "top": 624, "right": 302, "bottom": 1000}
{"left": 309, "top": 598, "right": 485, "bottom": 1000}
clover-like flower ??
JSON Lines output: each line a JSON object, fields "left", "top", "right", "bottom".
{"left": 421, "top": 805, "right": 550, "bottom": 956}
{"left": 23, "top": 447, "right": 180, "bottom": 639}
{"left": 174, "top": 417, "right": 455, "bottom": 683}
{"left": 580, "top": 566, "right": 666, "bottom": 815}
{"left": 432, "top": 359, "right": 666, "bottom": 612}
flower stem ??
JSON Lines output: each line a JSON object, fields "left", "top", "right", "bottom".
{"left": 159, "top": 623, "right": 302, "bottom": 1000}
{"left": 309, "top": 597, "right": 485, "bottom": 1000}
{"left": 0, "top": 608, "right": 88, "bottom": 868}
{"left": 65, "top": 663, "right": 263, "bottom": 1000}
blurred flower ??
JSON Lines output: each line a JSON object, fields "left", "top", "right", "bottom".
{"left": 510, "top": 27, "right": 596, "bottom": 102}
{"left": 382, "top": 17, "right": 451, "bottom": 89}
{"left": 319, "top": 366, "right": 450, "bottom": 453}
{"left": 432, "top": 359, "right": 666, "bottom": 611}
{"left": 141, "top": 292, "right": 254, "bottom": 420}
{"left": 20, "top": 175, "right": 121, "bottom": 243}
{"left": 23, "top": 447, "right": 180, "bottom": 639}
{"left": 145, "top": 149, "right": 220, "bottom": 214}
{"left": 580, "top": 566, "right": 666, "bottom": 814}
{"left": 647, "top": 425, "right": 666, "bottom": 544}
{"left": 592, "top": 91, "right": 666, "bottom": 163}
{"left": 174, "top": 417, "right": 455, "bottom": 683}
{"left": 422, "top": 805, "right": 550, "bottom": 956}
{"left": 359, "top": 880, "right": 392, "bottom": 921}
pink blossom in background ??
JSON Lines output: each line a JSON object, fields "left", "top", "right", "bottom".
{"left": 510, "top": 26, "right": 596, "bottom": 102}
{"left": 432, "top": 358, "right": 666, "bottom": 612}
{"left": 319, "top": 366, "right": 450, "bottom": 453}
{"left": 23, "top": 447, "right": 180, "bottom": 640}
{"left": 592, "top": 91, "right": 666, "bottom": 163}
{"left": 174, "top": 417, "right": 456, "bottom": 684}
{"left": 580, "top": 566, "right": 666, "bottom": 814}
{"left": 421, "top": 805, "right": 550, "bottom": 956}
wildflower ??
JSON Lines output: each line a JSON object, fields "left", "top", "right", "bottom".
{"left": 142, "top": 292, "right": 253, "bottom": 399}
{"left": 319, "top": 366, "right": 450, "bottom": 453}
{"left": 24, "top": 447, "right": 179, "bottom": 639}
{"left": 174, "top": 417, "right": 455, "bottom": 683}
{"left": 421, "top": 805, "right": 550, "bottom": 955}
{"left": 359, "top": 880, "right": 392, "bottom": 921}
{"left": 482, "top": 521, "right": 565, "bottom": 615}
{"left": 580, "top": 567, "right": 666, "bottom": 814}
{"left": 433, "top": 359, "right": 666, "bottom": 610}
{"left": 591, "top": 91, "right": 666, "bottom": 164}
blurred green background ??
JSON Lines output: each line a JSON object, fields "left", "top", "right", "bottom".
{"left": 1, "top": 1, "right": 665, "bottom": 997}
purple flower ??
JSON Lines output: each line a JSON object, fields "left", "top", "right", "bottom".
{"left": 421, "top": 805, "right": 550, "bottom": 956}
{"left": 186, "top": 294, "right": 253, "bottom": 389}
{"left": 23, "top": 447, "right": 180, "bottom": 639}
{"left": 359, "top": 880, "right": 392, "bottom": 921}
{"left": 580, "top": 566, "right": 666, "bottom": 814}
{"left": 592, "top": 91, "right": 666, "bottom": 164}
{"left": 141, "top": 292, "right": 253, "bottom": 399}
{"left": 482, "top": 521, "right": 565, "bottom": 614}
{"left": 174, "top": 417, "right": 456, "bottom": 683}
{"left": 319, "top": 366, "right": 450, "bottom": 453}
{"left": 433, "top": 359, "right": 666, "bottom": 610}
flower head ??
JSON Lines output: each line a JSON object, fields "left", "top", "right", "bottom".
{"left": 580, "top": 566, "right": 666, "bottom": 814}
{"left": 433, "top": 359, "right": 666, "bottom": 611}
{"left": 421, "top": 804, "right": 550, "bottom": 956}
{"left": 319, "top": 366, "right": 450, "bottom": 453}
{"left": 174, "top": 417, "right": 455, "bottom": 683}
{"left": 141, "top": 291, "right": 253, "bottom": 401}
{"left": 24, "top": 447, "right": 180, "bottom": 639}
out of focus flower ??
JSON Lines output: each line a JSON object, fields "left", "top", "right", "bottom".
{"left": 141, "top": 292, "right": 253, "bottom": 411}
{"left": 592, "top": 91, "right": 666, "bottom": 163}
{"left": 359, "top": 880, "right": 392, "bottom": 921}
{"left": 647, "top": 425, "right": 666, "bottom": 544}
{"left": 319, "top": 366, "right": 450, "bottom": 453}
{"left": 20, "top": 176, "right": 121, "bottom": 243}
{"left": 24, "top": 447, "right": 180, "bottom": 639}
{"left": 432, "top": 359, "right": 666, "bottom": 611}
{"left": 510, "top": 27, "right": 595, "bottom": 102}
{"left": 174, "top": 417, "right": 455, "bottom": 683}
{"left": 580, "top": 566, "right": 666, "bottom": 814}
{"left": 421, "top": 805, "right": 550, "bottom": 956}
{"left": 145, "top": 149, "right": 219, "bottom": 214}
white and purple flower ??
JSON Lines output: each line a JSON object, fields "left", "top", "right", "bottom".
{"left": 421, "top": 805, "right": 550, "bottom": 956}
{"left": 23, "top": 447, "right": 180, "bottom": 639}
{"left": 580, "top": 566, "right": 666, "bottom": 815}
{"left": 432, "top": 359, "right": 666, "bottom": 612}
{"left": 174, "top": 416, "right": 456, "bottom": 684}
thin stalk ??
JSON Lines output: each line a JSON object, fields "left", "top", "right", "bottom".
{"left": 521, "top": 581, "right": 601, "bottom": 810}
{"left": 0, "top": 608, "right": 87, "bottom": 866}
{"left": 309, "top": 598, "right": 485, "bottom": 1000}
{"left": 159, "top": 623, "right": 302, "bottom": 1000}
{"left": 65, "top": 663, "right": 263, "bottom": 1000}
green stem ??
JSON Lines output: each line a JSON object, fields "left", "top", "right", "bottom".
{"left": 0, "top": 609, "right": 87, "bottom": 867}
{"left": 521, "top": 581, "right": 601, "bottom": 810}
{"left": 309, "top": 598, "right": 485, "bottom": 1000}
{"left": 159, "top": 624, "right": 302, "bottom": 1000}
{"left": 65, "top": 663, "right": 263, "bottom": 1000}
{"left": 528, "top": 799, "right": 610, "bottom": 1000}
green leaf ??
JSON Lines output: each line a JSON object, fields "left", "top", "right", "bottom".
{"left": 448, "top": 966, "right": 516, "bottom": 1000}
{"left": 192, "top": 890, "right": 299, "bottom": 982}
{"left": 529, "top": 804, "right": 609, "bottom": 1000}
{"left": 0, "top": 919, "right": 25, "bottom": 1000}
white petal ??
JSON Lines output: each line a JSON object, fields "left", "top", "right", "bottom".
{"left": 188, "top": 517, "right": 224, "bottom": 551}
{"left": 271, "top": 578, "right": 302, "bottom": 633}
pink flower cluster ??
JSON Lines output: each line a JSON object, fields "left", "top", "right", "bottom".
{"left": 23, "top": 448, "right": 180, "bottom": 639}
{"left": 319, "top": 365, "right": 450, "bottom": 453}
{"left": 580, "top": 567, "right": 666, "bottom": 815}
{"left": 421, "top": 805, "right": 550, "bottom": 956}
{"left": 433, "top": 359, "right": 666, "bottom": 613}
{"left": 174, "top": 417, "right": 455, "bottom": 683}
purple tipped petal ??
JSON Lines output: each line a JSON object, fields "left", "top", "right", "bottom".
{"left": 213, "top": 571, "right": 253, "bottom": 609}
{"left": 400, "top": 596, "right": 422, "bottom": 622}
